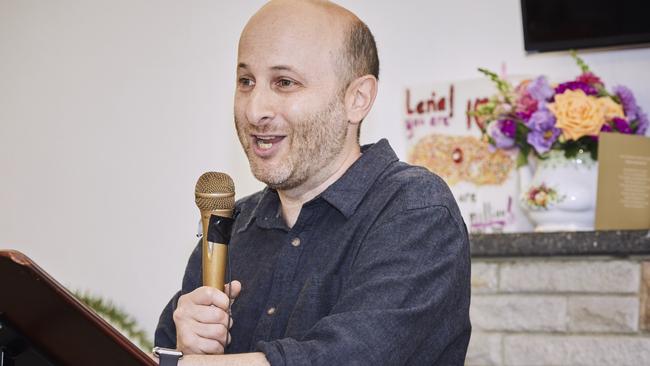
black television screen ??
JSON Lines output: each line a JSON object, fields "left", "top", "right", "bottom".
{"left": 521, "top": 0, "right": 650, "bottom": 52}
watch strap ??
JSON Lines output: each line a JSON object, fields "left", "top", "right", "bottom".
{"left": 158, "top": 353, "right": 181, "bottom": 366}
{"left": 153, "top": 347, "right": 182, "bottom": 366}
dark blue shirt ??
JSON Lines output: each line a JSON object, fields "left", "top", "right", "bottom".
{"left": 155, "top": 139, "right": 471, "bottom": 365}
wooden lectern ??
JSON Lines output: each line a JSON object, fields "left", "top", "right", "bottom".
{"left": 0, "top": 250, "right": 156, "bottom": 365}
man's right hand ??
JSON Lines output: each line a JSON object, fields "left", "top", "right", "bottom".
{"left": 173, "top": 281, "right": 242, "bottom": 355}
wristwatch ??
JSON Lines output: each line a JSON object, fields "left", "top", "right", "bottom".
{"left": 153, "top": 347, "right": 183, "bottom": 366}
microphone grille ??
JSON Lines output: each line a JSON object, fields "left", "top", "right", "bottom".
{"left": 195, "top": 172, "right": 235, "bottom": 211}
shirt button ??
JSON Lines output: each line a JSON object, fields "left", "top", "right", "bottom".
{"left": 291, "top": 237, "right": 301, "bottom": 247}
{"left": 267, "top": 307, "right": 276, "bottom": 316}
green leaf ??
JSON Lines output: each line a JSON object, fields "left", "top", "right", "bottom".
{"left": 477, "top": 67, "right": 513, "bottom": 102}
{"left": 516, "top": 150, "right": 529, "bottom": 168}
{"left": 583, "top": 136, "right": 599, "bottom": 160}
{"left": 477, "top": 101, "right": 496, "bottom": 114}
{"left": 487, "top": 135, "right": 496, "bottom": 146}
{"left": 515, "top": 120, "right": 530, "bottom": 139}
{"left": 74, "top": 291, "right": 153, "bottom": 351}
{"left": 570, "top": 50, "right": 590, "bottom": 73}
{"left": 590, "top": 144, "right": 598, "bottom": 160}
{"left": 564, "top": 140, "right": 580, "bottom": 158}
{"left": 561, "top": 137, "right": 597, "bottom": 160}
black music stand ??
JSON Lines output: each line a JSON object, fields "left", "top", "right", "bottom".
{"left": 0, "top": 250, "right": 156, "bottom": 365}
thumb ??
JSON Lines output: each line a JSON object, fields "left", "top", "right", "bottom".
{"left": 225, "top": 280, "right": 242, "bottom": 299}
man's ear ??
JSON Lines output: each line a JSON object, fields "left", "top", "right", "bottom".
{"left": 344, "top": 75, "right": 378, "bottom": 125}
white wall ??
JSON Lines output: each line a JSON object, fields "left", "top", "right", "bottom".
{"left": 2, "top": 0, "right": 649, "bottom": 340}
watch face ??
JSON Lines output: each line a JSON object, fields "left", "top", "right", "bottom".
{"left": 153, "top": 347, "right": 183, "bottom": 358}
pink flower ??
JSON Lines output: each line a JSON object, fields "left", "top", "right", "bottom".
{"left": 576, "top": 72, "right": 603, "bottom": 87}
{"left": 514, "top": 81, "right": 538, "bottom": 120}
{"left": 516, "top": 94, "right": 538, "bottom": 120}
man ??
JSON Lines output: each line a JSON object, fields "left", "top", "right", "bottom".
{"left": 155, "top": 1, "right": 471, "bottom": 365}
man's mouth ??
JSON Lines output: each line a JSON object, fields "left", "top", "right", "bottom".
{"left": 253, "top": 135, "right": 285, "bottom": 151}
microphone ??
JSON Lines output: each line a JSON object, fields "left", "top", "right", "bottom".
{"left": 195, "top": 172, "right": 235, "bottom": 290}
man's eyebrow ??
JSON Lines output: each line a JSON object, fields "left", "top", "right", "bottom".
{"left": 270, "top": 65, "right": 295, "bottom": 72}
{"left": 237, "top": 63, "right": 296, "bottom": 72}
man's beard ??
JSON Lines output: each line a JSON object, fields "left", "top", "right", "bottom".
{"left": 235, "top": 96, "right": 349, "bottom": 191}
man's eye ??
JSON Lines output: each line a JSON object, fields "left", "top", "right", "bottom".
{"left": 238, "top": 78, "right": 255, "bottom": 88}
{"left": 276, "top": 78, "right": 297, "bottom": 88}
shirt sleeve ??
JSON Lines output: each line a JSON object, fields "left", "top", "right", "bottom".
{"left": 256, "top": 204, "right": 472, "bottom": 366}
{"left": 154, "top": 240, "right": 203, "bottom": 347}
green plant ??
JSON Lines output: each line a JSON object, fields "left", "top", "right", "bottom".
{"left": 74, "top": 291, "right": 153, "bottom": 351}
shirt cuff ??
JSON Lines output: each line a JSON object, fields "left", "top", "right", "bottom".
{"left": 256, "top": 338, "right": 310, "bottom": 366}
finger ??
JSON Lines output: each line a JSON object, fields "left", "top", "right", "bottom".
{"left": 176, "top": 332, "right": 204, "bottom": 355}
{"left": 193, "top": 322, "right": 229, "bottom": 341}
{"left": 174, "top": 303, "right": 231, "bottom": 327}
{"left": 224, "top": 280, "right": 242, "bottom": 299}
{"left": 179, "top": 335, "right": 224, "bottom": 355}
{"left": 193, "top": 305, "right": 231, "bottom": 325}
{"left": 186, "top": 286, "right": 230, "bottom": 309}
{"left": 196, "top": 336, "right": 225, "bottom": 355}
{"left": 175, "top": 321, "right": 230, "bottom": 354}
{"left": 180, "top": 322, "right": 232, "bottom": 351}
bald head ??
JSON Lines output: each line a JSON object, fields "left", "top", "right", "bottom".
{"left": 240, "top": 0, "right": 379, "bottom": 91}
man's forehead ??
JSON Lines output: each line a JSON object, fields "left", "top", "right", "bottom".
{"left": 235, "top": 0, "right": 359, "bottom": 78}
{"left": 238, "top": 1, "right": 352, "bottom": 52}
{"left": 238, "top": 24, "right": 338, "bottom": 73}
{"left": 253, "top": 0, "right": 354, "bottom": 24}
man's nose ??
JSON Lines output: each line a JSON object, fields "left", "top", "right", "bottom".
{"left": 245, "top": 86, "right": 275, "bottom": 126}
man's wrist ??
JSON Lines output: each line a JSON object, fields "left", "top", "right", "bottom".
{"left": 177, "top": 352, "right": 269, "bottom": 366}
{"left": 153, "top": 347, "right": 183, "bottom": 366}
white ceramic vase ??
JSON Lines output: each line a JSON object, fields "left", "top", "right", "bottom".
{"left": 518, "top": 150, "right": 598, "bottom": 232}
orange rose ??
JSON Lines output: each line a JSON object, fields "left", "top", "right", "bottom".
{"left": 547, "top": 89, "right": 606, "bottom": 140}
{"left": 598, "top": 96, "right": 625, "bottom": 121}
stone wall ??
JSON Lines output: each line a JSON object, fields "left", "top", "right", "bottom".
{"left": 466, "top": 258, "right": 650, "bottom": 366}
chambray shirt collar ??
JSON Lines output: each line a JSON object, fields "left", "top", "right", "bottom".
{"left": 320, "top": 139, "right": 398, "bottom": 218}
{"left": 241, "top": 139, "right": 398, "bottom": 230}
{"left": 239, "top": 188, "right": 285, "bottom": 232}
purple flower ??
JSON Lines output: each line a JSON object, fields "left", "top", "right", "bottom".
{"left": 613, "top": 85, "right": 648, "bottom": 135}
{"left": 528, "top": 107, "right": 555, "bottom": 129}
{"left": 527, "top": 76, "right": 555, "bottom": 102}
{"left": 499, "top": 119, "right": 517, "bottom": 138}
{"left": 555, "top": 81, "right": 598, "bottom": 96}
{"left": 612, "top": 117, "right": 633, "bottom": 134}
{"left": 528, "top": 128, "right": 561, "bottom": 155}
{"left": 527, "top": 108, "right": 560, "bottom": 154}
{"left": 592, "top": 123, "right": 613, "bottom": 142}
{"left": 614, "top": 85, "right": 639, "bottom": 122}
{"left": 488, "top": 119, "right": 516, "bottom": 149}
{"left": 636, "top": 110, "right": 648, "bottom": 135}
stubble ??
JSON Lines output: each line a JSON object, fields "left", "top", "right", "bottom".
{"left": 235, "top": 95, "right": 349, "bottom": 190}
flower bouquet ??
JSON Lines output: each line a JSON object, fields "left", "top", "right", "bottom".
{"left": 472, "top": 53, "right": 647, "bottom": 231}
{"left": 473, "top": 52, "right": 647, "bottom": 166}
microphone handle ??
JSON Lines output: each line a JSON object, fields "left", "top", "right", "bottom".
{"left": 201, "top": 208, "right": 232, "bottom": 290}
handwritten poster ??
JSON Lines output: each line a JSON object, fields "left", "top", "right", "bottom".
{"left": 404, "top": 79, "right": 533, "bottom": 233}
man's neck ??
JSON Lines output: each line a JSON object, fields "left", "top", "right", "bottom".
{"left": 278, "top": 144, "right": 361, "bottom": 228}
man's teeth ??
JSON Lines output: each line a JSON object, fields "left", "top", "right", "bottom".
{"left": 257, "top": 140, "right": 273, "bottom": 149}
{"left": 256, "top": 136, "right": 277, "bottom": 150}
